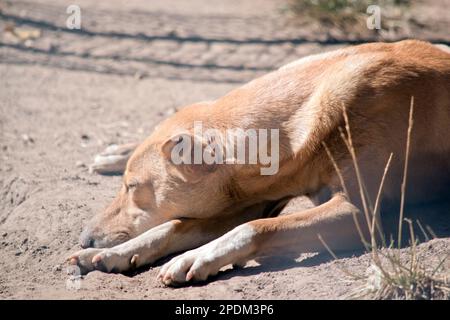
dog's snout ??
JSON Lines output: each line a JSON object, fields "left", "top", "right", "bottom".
{"left": 79, "top": 229, "right": 95, "bottom": 248}
{"left": 80, "top": 237, "right": 94, "bottom": 248}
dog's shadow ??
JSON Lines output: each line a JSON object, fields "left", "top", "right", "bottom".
{"left": 123, "top": 249, "right": 365, "bottom": 287}
{"left": 122, "top": 255, "right": 174, "bottom": 277}
{"left": 207, "top": 249, "right": 365, "bottom": 285}
{"left": 122, "top": 200, "right": 450, "bottom": 286}
{"left": 122, "top": 206, "right": 450, "bottom": 286}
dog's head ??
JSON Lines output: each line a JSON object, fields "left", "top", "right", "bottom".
{"left": 79, "top": 105, "right": 235, "bottom": 248}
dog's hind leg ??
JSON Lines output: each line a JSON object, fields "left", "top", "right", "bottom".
{"left": 89, "top": 142, "right": 139, "bottom": 174}
{"left": 68, "top": 208, "right": 264, "bottom": 274}
{"left": 158, "top": 192, "right": 370, "bottom": 285}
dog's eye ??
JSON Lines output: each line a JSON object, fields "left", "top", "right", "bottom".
{"left": 126, "top": 182, "right": 138, "bottom": 190}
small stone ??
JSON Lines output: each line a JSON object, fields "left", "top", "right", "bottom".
{"left": 134, "top": 72, "right": 144, "bottom": 80}
{"left": 21, "top": 134, "right": 34, "bottom": 143}
{"left": 1, "top": 232, "right": 7, "bottom": 237}
{"left": 52, "top": 264, "right": 62, "bottom": 272}
{"left": 75, "top": 161, "right": 86, "bottom": 168}
{"left": 24, "top": 39, "right": 34, "bottom": 47}
{"left": 15, "top": 251, "right": 22, "bottom": 256}
{"left": 165, "top": 107, "right": 177, "bottom": 116}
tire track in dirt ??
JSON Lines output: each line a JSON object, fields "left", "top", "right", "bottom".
{"left": 0, "top": 1, "right": 345, "bottom": 83}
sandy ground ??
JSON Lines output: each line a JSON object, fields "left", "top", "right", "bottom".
{"left": 0, "top": 0, "right": 449, "bottom": 299}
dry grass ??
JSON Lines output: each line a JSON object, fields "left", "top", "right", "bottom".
{"left": 321, "top": 97, "right": 449, "bottom": 300}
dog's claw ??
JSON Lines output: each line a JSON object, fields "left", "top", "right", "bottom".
{"left": 162, "top": 275, "right": 173, "bottom": 286}
{"left": 92, "top": 257, "right": 109, "bottom": 272}
{"left": 91, "top": 254, "right": 102, "bottom": 264}
{"left": 186, "top": 270, "right": 195, "bottom": 282}
{"left": 130, "top": 254, "right": 139, "bottom": 267}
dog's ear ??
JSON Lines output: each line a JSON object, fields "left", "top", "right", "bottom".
{"left": 161, "top": 133, "right": 217, "bottom": 182}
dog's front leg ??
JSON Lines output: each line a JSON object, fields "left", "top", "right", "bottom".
{"left": 68, "top": 213, "right": 259, "bottom": 274}
{"left": 159, "top": 193, "right": 369, "bottom": 286}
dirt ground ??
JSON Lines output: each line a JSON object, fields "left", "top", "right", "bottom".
{"left": 0, "top": 0, "right": 449, "bottom": 299}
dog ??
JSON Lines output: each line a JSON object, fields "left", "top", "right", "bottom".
{"left": 69, "top": 40, "right": 450, "bottom": 286}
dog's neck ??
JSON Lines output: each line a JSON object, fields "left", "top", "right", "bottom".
{"left": 196, "top": 70, "right": 329, "bottom": 205}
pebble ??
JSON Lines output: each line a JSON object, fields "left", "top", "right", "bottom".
{"left": 21, "top": 134, "right": 34, "bottom": 143}
{"left": 75, "top": 161, "right": 86, "bottom": 168}
{"left": 134, "top": 72, "right": 145, "bottom": 80}
{"left": 166, "top": 107, "right": 177, "bottom": 116}
{"left": 52, "top": 264, "right": 62, "bottom": 272}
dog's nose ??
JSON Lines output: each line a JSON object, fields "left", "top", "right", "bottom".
{"left": 80, "top": 237, "right": 94, "bottom": 248}
{"left": 79, "top": 229, "right": 95, "bottom": 248}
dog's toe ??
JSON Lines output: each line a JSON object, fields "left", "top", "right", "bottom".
{"left": 67, "top": 248, "right": 103, "bottom": 274}
{"left": 92, "top": 254, "right": 110, "bottom": 273}
{"left": 158, "top": 256, "right": 188, "bottom": 286}
{"left": 68, "top": 257, "right": 79, "bottom": 265}
{"left": 91, "top": 250, "right": 135, "bottom": 273}
{"left": 158, "top": 249, "right": 218, "bottom": 286}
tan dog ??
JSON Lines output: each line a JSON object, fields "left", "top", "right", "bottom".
{"left": 69, "top": 40, "right": 450, "bottom": 286}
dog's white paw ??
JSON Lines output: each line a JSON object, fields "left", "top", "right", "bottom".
{"left": 157, "top": 224, "right": 257, "bottom": 286}
{"left": 68, "top": 248, "right": 103, "bottom": 274}
{"left": 157, "top": 245, "right": 221, "bottom": 286}
{"left": 68, "top": 248, "right": 138, "bottom": 274}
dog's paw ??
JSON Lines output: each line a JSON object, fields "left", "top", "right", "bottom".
{"left": 157, "top": 246, "right": 220, "bottom": 286}
{"left": 91, "top": 250, "right": 139, "bottom": 273}
{"left": 157, "top": 224, "right": 255, "bottom": 286}
{"left": 90, "top": 143, "right": 137, "bottom": 174}
{"left": 68, "top": 248, "right": 138, "bottom": 274}
{"left": 68, "top": 248, "right": 103, "bottom": 274}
